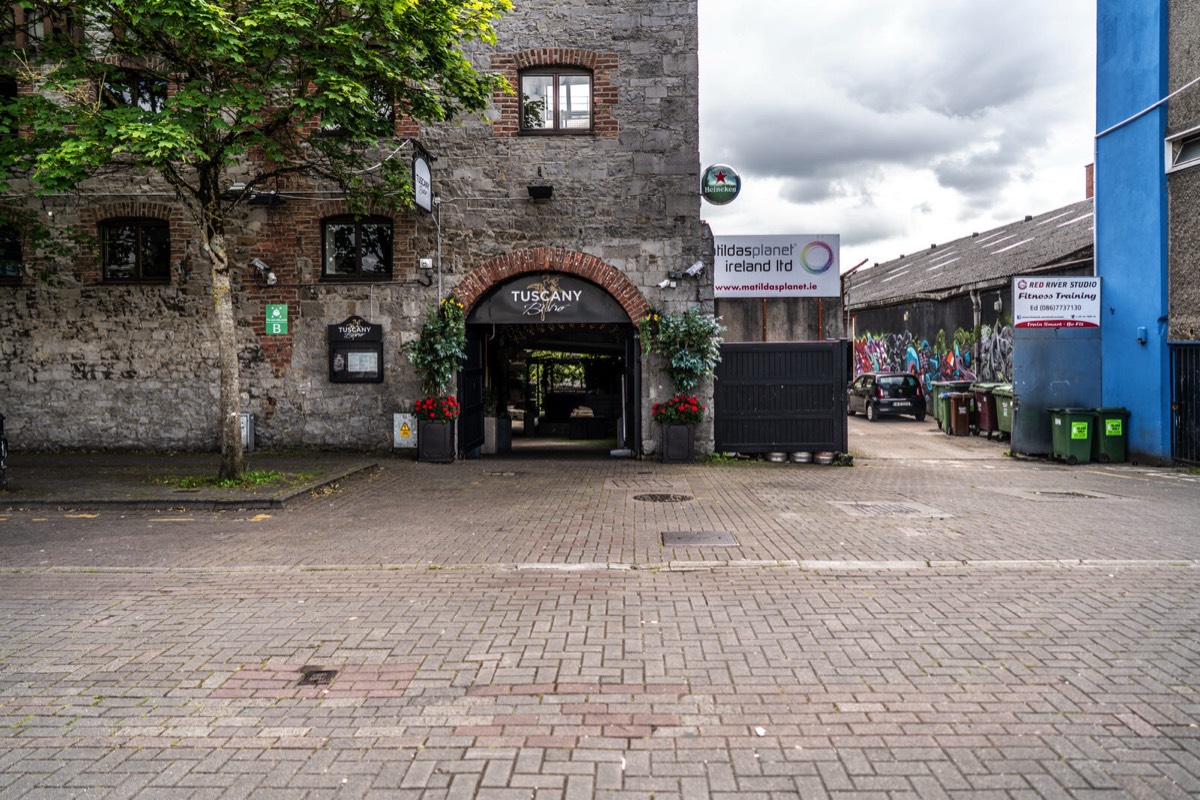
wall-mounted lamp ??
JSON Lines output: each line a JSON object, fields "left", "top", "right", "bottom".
{"left": 250, "top": 257, "right": 277, "bottom": 286}
{"left": 248, "top": 190, "right": 285, "bottom": 206}
{"left": 527, "top": 185, "right": 553, "bottom": 200}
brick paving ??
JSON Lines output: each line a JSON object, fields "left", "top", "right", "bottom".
{"left": 1, "top": 436, "right": 1198, "bottom": 798}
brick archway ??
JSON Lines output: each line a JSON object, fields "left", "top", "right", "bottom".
{"left": 454, "top": 247, "right": 650, "bottom": 322}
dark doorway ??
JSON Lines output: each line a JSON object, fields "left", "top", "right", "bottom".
{"left": 463, "top": 272, "right": 640, "bottom": 459}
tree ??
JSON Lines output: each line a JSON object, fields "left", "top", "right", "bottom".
{"left": 0, "top": 0, "right": 511, "bottom": 478}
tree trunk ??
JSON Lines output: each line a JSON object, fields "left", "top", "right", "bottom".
{"left": 208, "top": 232, "right": 245, "bottom": 480}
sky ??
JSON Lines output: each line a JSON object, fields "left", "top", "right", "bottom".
{"left": 698, "top": 0, "right": 1097, "bottom": 273}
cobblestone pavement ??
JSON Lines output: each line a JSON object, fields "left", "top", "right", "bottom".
{"left": 1, "top": 434, "right": 1198, "bottom": 798}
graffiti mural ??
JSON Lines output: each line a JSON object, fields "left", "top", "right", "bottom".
{"left": 853, "top": 322, "right": 1013, "bottom": 390}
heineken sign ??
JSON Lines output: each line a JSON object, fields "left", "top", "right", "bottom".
{"left": 701, "top": 163, "right": 741, "bottom": 205}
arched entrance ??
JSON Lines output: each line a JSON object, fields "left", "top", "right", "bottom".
{"left": 456, "top": 250, "right": 649, "bottom": 458}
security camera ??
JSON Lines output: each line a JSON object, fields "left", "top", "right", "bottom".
{"left": 251, "top": 257, "right": 269, "bottom": 272}
{"left": 265, "top": 271, "right": 278, "bottom": 286}
{"left": 685, "top": 260, "right": 704, "bottom": 277}
{"left": 657, "top": 278, "right": 672, "bottom": 289}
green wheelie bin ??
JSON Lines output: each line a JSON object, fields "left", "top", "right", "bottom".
{"left": 993, "top": 384, "right": 1014, "bottom": 439}
{"left": 1049, "top": 408, "right": 1094, "bottom": 465}
{"left": 1091, "top": 407, "right": 1130, "bottom": 463}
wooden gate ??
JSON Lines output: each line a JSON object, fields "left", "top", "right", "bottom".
{"left": 713, "top": 341, "right": 850, "bottom": 454}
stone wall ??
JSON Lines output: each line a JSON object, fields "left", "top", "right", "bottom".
{"left": 0, "top": 0, "right": 710, "bottom": 454}
{"left": 1169, "top": 0, "right": 1200, "bottom": 341}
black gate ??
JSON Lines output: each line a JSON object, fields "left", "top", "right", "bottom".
{"left": 714, "top": 341, "right": 850, "bottom": 454}
{"left": 458, "top": 328, "right": 485, "bottom": 457}
{"left": 1172, "top": 343, "right": 1200, "bottom": 465}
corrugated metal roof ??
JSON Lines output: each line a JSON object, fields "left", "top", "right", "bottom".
{"left": 844, "top": 197, "right": 1094, "bottom": 309}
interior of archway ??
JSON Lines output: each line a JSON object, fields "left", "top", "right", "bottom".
{"left": 476, "top": 321, "right": 634, "bottom": 458}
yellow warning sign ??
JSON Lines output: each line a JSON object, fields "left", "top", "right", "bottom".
{"left": 393, "top": 412, "right": 418, "bottom": 448}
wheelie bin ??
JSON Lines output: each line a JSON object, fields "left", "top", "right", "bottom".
{"left": 948, "top": 392, "right": 973, "bottom": 436}
{"left": 931, "top": 380, "right": 973, "bottom": 432}
{"left": 971, "top": 382, "right": 1003, "bottom": 439}
{"left": 993, "top": 384, "right": 1014, "bottom": 439}
{"left": 1091, "top": 407, "right": 1130, "bottom": 463}
{"left": 1049, "top": 408, "right": 1094, "bottom": 465}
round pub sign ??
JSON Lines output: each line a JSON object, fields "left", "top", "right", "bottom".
{"left": 701, "top": 163, "right": 741, "bottom": 205}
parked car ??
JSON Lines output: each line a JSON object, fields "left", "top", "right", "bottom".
{"left": 847, "top": 372, "right": 927, "bottom": 421}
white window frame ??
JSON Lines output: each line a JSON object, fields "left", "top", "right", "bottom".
{"left": 1165, "top": 124, "right": 1200, "bottom": 173}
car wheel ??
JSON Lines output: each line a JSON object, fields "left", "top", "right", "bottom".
{"left": 914, "top": 412, "right": 926, "bottom": 422}
{"left": 866, "top": 402, "right": 878, "bottom": 422}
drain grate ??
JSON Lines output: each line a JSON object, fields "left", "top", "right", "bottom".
{"left": 297, "top": 667, "right": 338, "bottom": 687}
{"left": 845, "top": 502, "right": 920, "bottom": 516}
{"left": 662, "top": 531, "right": 737, "bottom": 547}
{"left": 1034, "top": 491, "right": 1095, "bottom": 500}
{"left": 830, "top": 500, "right": 947, "bottom": 517}
{"left": 634, "top": 493, "right": 693, "bottom": 503}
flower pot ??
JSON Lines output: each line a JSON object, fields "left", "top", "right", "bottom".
{"left": 661, "top": 422, "right": 695, "bottom": 463}
{"left": 417, "top": 419, "right": 455, "bottom": 463}
{"left": 482, "top": 416, "right": 512, "bottom": 455}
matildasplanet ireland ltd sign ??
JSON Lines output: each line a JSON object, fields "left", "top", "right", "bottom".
{"left": 714, "top": 234, "right": 841, "bottom": 298}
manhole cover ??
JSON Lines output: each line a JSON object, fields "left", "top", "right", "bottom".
{"left": 662, "top": 531, "right": 737, "bottom": 547}
{"left": 634, "top": 493, "right": 692, "bottom": 503}
{"left": 1034, "top": 491, "right": 1095, "bottom": 499}
{"left": 297, "top": 667, "right": 338, "bottom": 687}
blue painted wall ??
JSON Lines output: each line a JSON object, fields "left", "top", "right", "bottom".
{"left": 1095, "top": 0, "right": 1172, "bottom": 463}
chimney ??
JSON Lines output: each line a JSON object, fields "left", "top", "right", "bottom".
{"left": 1085, "top": 163, "right": 1094, "bottom": 199}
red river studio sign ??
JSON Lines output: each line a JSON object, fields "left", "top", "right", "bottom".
{"left": 1013, "top": 277, "right": 1101, "bottom": 329}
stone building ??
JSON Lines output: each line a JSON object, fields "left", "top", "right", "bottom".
{"left": 0, "top": 1, "right": 712, "bottom": 458}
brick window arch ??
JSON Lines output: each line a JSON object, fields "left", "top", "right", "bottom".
{"left": 492, "top": 49, "right": 618, "bottom": 138}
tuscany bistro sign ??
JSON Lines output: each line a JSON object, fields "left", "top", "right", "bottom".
{"left": 713, "top": 234, "right": 841, "bottom": 298}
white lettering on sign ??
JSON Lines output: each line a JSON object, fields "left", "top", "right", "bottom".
{"left": 511, "top": 276, "right": 583, "bottom": 321}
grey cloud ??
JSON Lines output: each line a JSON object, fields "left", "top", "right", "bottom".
{"left": 703, "top": 103, "right": 968, "bottom": 181}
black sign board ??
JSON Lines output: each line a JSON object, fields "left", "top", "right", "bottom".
{"left": 328, "top": 316, "right": 384, "bottom": 383}
{"left": 467, "top": 273, "right": 629, "bottom": 324}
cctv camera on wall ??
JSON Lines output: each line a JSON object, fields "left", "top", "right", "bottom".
{"left": 657, "top": 278, "right": 672, "bottom": 289}
{"left": 685, "top": 260, "right": 704, "bottom": 277}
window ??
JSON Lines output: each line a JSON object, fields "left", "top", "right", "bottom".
{"left": 0, "top": 223, "right": 21, "bottom": 283}
{"left": 12, "top": 4, "right": 82, "bottom": 48}
{"left": 1167, "top": 127, "right": 1200, "bottom": 173}
{"left": 101, "top": 218, "right": 170, "bottom": 281}
{"left": 519, "top": 67, "right": 592, "bottom": 133}
{"left": 100, "top": 69, "right": 167, "bottom": 113}
{"left": 0, "top": 75, "right": 16, "bottom": 136}
{"left": 322, "top": 216, "right": 393, "bottom": 280}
